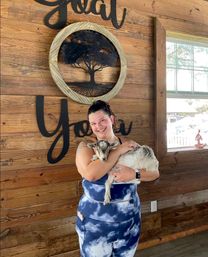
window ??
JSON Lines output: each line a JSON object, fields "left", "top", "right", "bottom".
{"left": 155, "top": 18, "right": 208, "bottom": 159}
{"left": 166, "top": 37, "right": 208, "bottom": 149}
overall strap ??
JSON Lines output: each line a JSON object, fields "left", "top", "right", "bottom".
{"left": 118, "top": 137, "right": 122, "bottom": 144}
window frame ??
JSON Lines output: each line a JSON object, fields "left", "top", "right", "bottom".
{"left": 155, "top": 17, "right": 208, "bottom": 160}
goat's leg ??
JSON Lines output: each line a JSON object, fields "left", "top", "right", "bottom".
{"left": 104, "top": 175, "right": 114, "bottom": 205}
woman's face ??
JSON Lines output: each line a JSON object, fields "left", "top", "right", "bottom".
{"left": 88, "top": 110, "right": 114, "bottom": 140}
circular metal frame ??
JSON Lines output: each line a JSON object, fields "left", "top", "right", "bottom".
{"left": 49, "top": 22, "right": 127, "bottom": 104}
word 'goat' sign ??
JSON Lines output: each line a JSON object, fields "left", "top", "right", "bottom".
{"left": 35, "top": 0, "right": 127, "bottom": 29}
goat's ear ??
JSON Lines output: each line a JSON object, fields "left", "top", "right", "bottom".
{"left": 87, "top": 142, "right": 96, "bottom": 149}
{"left": 135, "top": 144, "right": 141, "bottom": 150}
{"left": 109, "top": 141, "right": 119, "bottom": 149}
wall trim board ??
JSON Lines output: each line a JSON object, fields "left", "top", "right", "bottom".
{"left": 138, "top": 224, "right": 208, "bottom": 250}
{"left": 141, "top": 189, "right": 208, "bottom": 213}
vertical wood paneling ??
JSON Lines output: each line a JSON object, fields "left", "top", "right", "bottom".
{"left": 1, "top": 0, "right": 208, "bottom": 256}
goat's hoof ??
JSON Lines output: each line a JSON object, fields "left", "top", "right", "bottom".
{"left": 104, "top": 199, "right": 111, "bottom": 205}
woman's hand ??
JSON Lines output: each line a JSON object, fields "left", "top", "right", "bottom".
{"left": 116, "top": 140, "right": 138, "bottom": 156}
{"left": 110, "top": 164, "right": 136, "bottom": 182}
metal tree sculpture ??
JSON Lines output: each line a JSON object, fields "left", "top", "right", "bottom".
{"left": 60, "top": 30, "right": 119, "bottom": 86}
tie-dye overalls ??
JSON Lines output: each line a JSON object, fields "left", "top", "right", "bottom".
{"left": 76, "top": 174, "right": 141, "bottom": 257}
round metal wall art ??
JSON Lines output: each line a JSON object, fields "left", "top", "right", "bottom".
{"left": 49, "top": 22, "right": 127, "bottom": 104}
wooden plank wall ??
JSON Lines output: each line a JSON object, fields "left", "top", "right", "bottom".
{"left": 1, "top": 0, "right": 208, "bottom": 256}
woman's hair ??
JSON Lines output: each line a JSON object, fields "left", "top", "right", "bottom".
{"left": 87, "top": 100, "right": 114, "bottom": 117}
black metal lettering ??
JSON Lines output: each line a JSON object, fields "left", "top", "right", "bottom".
{"left": 110, "top": 0, "right": 127, "bottom": 29}
{"left": 73, "top": 120, "right": 92, "bottom": 137}
{"left": 35, "top": 0, "right": 70, "bottom": 29}
{"left": 116, "top": 119, "right": 132, "bottom": 135}
{"left": 35, "top": 0, "right": 62, "bottom": 6}
{"left": 89, "top": 0, "right": 103, "bottom": 15}
{"left": 36, "top": 95, "right": 69, "bottom": 163}
{"left": 71, "top": 0, "right": 88, "bottom": 14}
{"left": 36, "top": 96, "right": 132, "bottom": 164}
{"left": 35, "top": 0, "right": 127, "bottom": 30}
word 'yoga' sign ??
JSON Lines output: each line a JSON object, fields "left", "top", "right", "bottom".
{"left": 35, "top": 0, "right": 127, "bottom": 29}
{"left": 36, "top": 96, "right": 133, "bottom": 164}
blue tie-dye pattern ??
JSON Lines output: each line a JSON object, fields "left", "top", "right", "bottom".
{"left": 76, "top": 174, "right": 141, "bottom": 256}
{"left": 76, "top": 214, "right": 141, "bottom": 257}
{"left": 78, "top": 175, "right": 140, "bottom": 222}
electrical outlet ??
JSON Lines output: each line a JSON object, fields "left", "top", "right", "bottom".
{"left": 151, "top": 200, "right": 157, "bottom": 212}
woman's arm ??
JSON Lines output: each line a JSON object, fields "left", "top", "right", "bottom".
{"left": 110, "top": 164, "right": 160, "bottom": 182}
{"left": 75, "top": 141, "right": 137, "bottom": 181}
{"left": 140, "top": 168, "right": 160, "bottom": 181}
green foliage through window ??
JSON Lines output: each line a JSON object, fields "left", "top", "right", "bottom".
{"left": 166, "top": 38, "right": 208, "bottom": 96}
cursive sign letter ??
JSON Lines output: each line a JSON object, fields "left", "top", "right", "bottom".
{"left": 36, "top": 95, "right": 69, "bottom": 163}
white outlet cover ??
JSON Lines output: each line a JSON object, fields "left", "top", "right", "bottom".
{"left": 151, "top": 200, "right": 157, "bottom": 212}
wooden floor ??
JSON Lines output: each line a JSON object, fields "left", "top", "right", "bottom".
{"left": 135, "top": 231, "right": 208, "bottom": 257}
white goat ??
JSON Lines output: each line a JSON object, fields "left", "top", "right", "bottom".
{"left": 88, "top": 140, "right": 159, "bottom": 205}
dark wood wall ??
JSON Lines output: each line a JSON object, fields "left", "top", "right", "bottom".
{"left": 1, "top": 1, "right": 208, "bottom": 256}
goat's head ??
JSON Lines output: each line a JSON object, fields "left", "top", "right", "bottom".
{"left": 87, "top": 140, "right": 119, "bottom": 161}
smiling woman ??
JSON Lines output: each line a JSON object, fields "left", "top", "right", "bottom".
{"left": 75, "top": 100, "right": 159, "bottom": 257}
{"left": 75, "top": 100, "right": 141, "bottom": 257}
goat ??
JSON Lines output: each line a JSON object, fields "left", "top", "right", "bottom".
{"left": 87, "top": 140, "right": 159, "bottom": 205}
